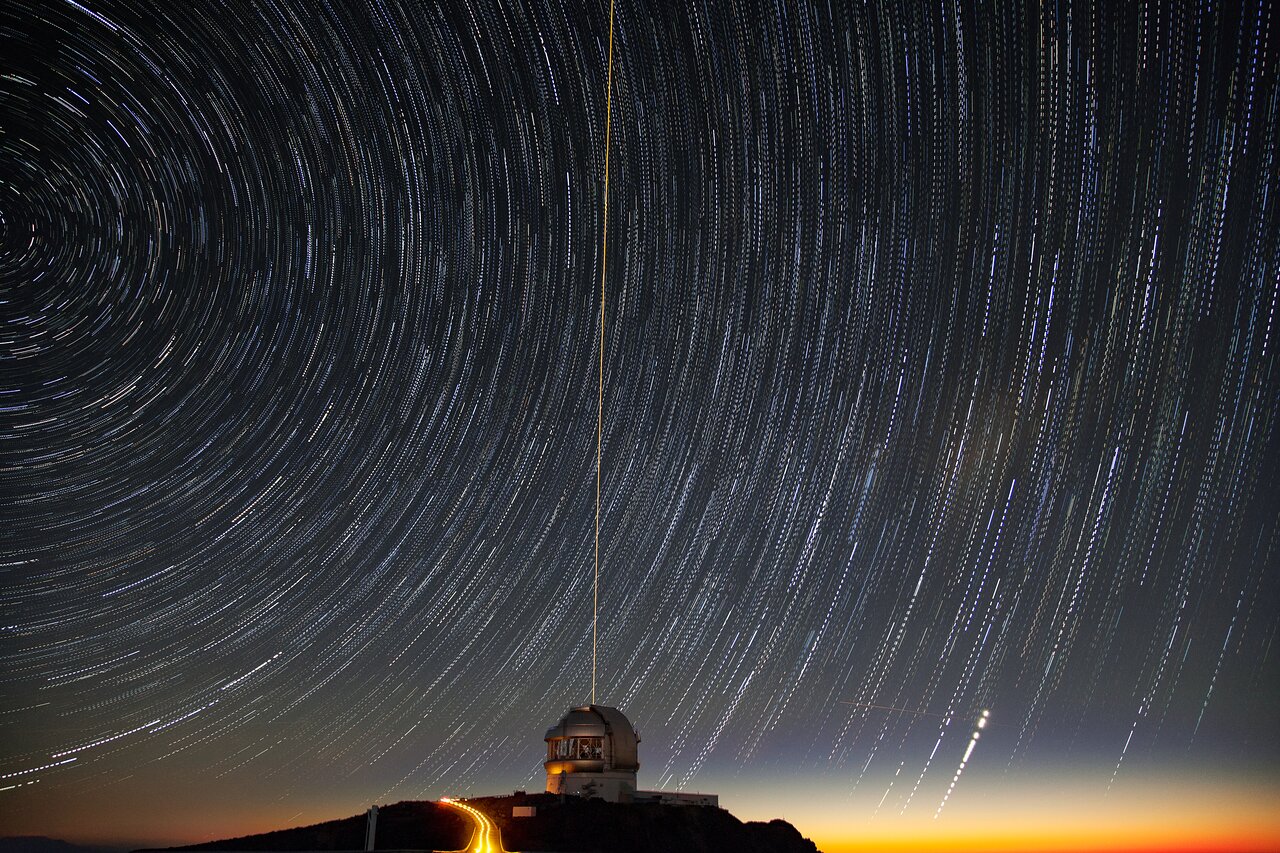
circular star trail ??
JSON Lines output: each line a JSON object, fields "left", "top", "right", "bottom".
{"left": 1, "top": 0, "right": 1277, "bottom": 840}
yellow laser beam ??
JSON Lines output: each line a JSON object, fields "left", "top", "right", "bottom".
{"left": 592, "top": 0, "right": 616, "bottom": 708}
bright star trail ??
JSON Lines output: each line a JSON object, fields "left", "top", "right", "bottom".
{"left": 1, "top": 1, "right": 1278, "bottom": 851}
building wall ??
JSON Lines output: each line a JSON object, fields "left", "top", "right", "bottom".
{"left": 546, "top": 769, "right": 637, "bottom": 802}
{"left": 634, "top": 790, "right": 719, "bottom": 807}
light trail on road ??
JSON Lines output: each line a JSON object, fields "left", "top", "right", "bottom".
{"left": 440, "top": 798, "right": 515, "bottom": 853}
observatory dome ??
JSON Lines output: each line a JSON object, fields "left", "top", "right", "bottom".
{"left": 544, "top": 704, "right": 640, "bottom": 801}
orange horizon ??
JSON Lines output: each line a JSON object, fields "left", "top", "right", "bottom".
{"left": 813, "top": 831, "right": 1280, "bottom": 853}
{"left": 14, "top": 767, "right": 1280, "bottom": 853}
{"left": 48, "top": 819, "right": 1280, "bottom": 853}
{"left": 35, "top": 805, "right": 1280, "bottom": 853}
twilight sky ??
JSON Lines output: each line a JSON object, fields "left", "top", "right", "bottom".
{"left": 2, "top": 1, "right": 1278, "bottom": 851}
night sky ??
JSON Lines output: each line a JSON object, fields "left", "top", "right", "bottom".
{"left": 2, "top": 1, "right": 1279, "bottom": 851}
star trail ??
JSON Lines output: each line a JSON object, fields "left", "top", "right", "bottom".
{"left": 1, "top": 0, "right": 1278, "bottom": 849}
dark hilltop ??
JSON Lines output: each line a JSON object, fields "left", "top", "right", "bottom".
{"left": 0, "top": 839, "right": 127, "bottom": 853}
{"left": 139, "top": 794, "right": 821, "bottom": 853}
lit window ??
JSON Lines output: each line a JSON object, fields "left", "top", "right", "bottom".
{"left": 547, "top": 737, "right": 603, "bottom": 760}
{"left": 578, "top": 737, "right": 603, "bottom": 759}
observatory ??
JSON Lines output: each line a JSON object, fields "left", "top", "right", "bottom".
{"left": 544, "top": 704, "right": 640, "bottom": 802}
{"left": 543, "top": 704, "right": 717, "bottom": 806}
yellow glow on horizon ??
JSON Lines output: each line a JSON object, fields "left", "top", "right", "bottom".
{"left": 14, "top": 760, "right": 1280, "bottom": 853}
{"left": 739, "top": 769, "right": 1280, "bottom": 853}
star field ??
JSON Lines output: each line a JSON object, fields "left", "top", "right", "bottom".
{"left": 1, "top": 0, "right": 1278, "bottom": 845}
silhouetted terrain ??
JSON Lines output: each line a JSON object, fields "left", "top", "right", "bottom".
{"left": 146, "top": 802, "right": 468, "bottom": 851}
{"left": 476, "top": 792, "right": 821, "bottom": 853}
{"left": 1, "top": 838, "right": 125, "bottom": 853}
{"left": 140, "top": 794, "right": 821, "bottom": 853}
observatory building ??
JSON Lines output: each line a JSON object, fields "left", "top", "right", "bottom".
{"left": 544, "top": 704, "right": 640, "bottom": 802}
{"left": 543, "top": 704, "right": 717, "bottom": 806}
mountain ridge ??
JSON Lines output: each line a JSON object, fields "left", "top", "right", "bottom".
{"left": 138, "top": 794, "right": 822, "bottom": 853}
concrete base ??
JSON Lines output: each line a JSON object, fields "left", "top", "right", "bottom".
{"left": 546, "top": 770, "right": 637, "bottom": 802}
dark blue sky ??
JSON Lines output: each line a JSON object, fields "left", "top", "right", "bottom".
{"left": 1, "top": 0, "right": 1277, "bottom": 848}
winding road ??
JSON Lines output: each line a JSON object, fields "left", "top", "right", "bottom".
{"left": 440, "top": 798, "right": 515, "bottom": 853}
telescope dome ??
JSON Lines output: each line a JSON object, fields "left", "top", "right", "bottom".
{"left": 543, "top": 704, "right": 640, "bottom": 800}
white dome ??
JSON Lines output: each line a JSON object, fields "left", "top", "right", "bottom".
{"left": 543, "top": 704, "right": 640, "bottom": 772}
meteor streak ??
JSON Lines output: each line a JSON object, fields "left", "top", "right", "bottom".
{"left": 935, "top": 709, "right": 990, "bottom": 818}
{"left": 837, "top": 700, "right": 949, "bottom": 719}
